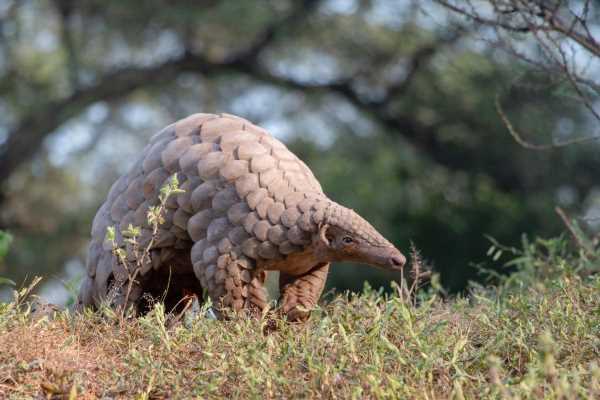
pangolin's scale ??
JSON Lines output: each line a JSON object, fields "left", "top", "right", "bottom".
{"left": 78, "top": 113, "right": 337, "bottom": 315}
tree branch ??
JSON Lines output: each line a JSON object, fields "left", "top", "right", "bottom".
{"left": 495, "top": 94, "right": 600, "bottom": 150}
{"left": 0, "top": 54, "right": 218, "bottom": 184}
{"left": 375, "top": 28, "right": 467, "bottom": 106}
{"left": 434, "top": 0, "right": 532, "bottom": 32}
{"left": 436, "top": 0, "right": 600, "bottom": 154}
{"left": 0, "top": 0, "right": 323, "bottom": 187}
{"left": 53, "top": 0, "right": 80, "bottom": 90}
{"left": 225, "top": 0, "right": 322, "bottom": 64}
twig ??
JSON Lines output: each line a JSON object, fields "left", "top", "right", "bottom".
{"left": 555, "top": 206, "right": 595, "bottom": 260}
{"left": 166, "top": 294, "right": 196, "bottom": 328}
{"left": 556, "top": 207, "right": 583, "bottom": 248}
{"left": 495, "top": 94, "right": 600, "bottom": 150}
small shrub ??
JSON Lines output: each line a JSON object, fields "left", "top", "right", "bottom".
{"left": 103, "top": 175, "right": 184, "bottom": 318}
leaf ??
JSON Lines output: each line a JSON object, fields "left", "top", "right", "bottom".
{"left": 0, "top": 230, "right": 13, "bottom": 261}
{"left": 451, "top": 337, "right": 468, "bottom": 364}
{"left": 105, "top": 226, "right": 116, "bottom": 243}
{"left": 68, "top": 383, "right": 78, "bottom": 400}
{"left": 0, "top": 277, "right": 16, "bottom": 286}
{"left": 123, "top": 224, "right": 141, "bottom": 238}
{"left": 493, "top": 249, "right": 503, "bottom": 261}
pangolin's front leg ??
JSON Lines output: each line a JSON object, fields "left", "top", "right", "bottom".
{"left": 195, "top": 252, "right": 269, "bottom": 317}
{"left": 279, "top": 262, "right": 330, "bottom": 322}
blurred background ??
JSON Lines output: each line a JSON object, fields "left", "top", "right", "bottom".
{"left": 1, "top": 0, "right": 599, "bottom": 304}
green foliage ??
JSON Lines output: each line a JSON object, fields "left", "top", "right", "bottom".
{"left": 0, "top": 230, "right": 12, "bottom": 262}
{"left": 0, "top": 276, "right": 42, "bottom": 324}
{"left": 480, "top": 212, "right": 600, "bottom": 293}
{"left": 1, "top": 242, "right": 600, "bottom": 398}
{"left": 0, "top": 231, "right": 14, "bottom": 287}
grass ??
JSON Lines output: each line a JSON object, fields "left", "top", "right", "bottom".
{"left": 1, "top": 236, "right": 600, "bottom": 399}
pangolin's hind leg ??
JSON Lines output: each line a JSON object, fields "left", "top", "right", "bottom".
{"left": 195, "top": 252, "right": 269, "bottom": 318}
{"left": 279, "top": 262, "right": 330, "bottom": 322}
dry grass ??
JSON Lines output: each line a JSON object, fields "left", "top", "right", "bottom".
{"left": 1, "top": 237, "right": 600, "bottom": 399}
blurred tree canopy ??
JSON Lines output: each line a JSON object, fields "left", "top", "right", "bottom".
{"left": 0, "top": 0, "right": 598, "bottom": 299}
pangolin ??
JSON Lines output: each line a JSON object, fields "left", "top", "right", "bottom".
{"left": 77, "top": 113, "right": 406, "bottom": 321}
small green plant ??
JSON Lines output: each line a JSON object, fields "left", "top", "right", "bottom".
{"left": 104, "top": 175, "right": 184, "bottom": 318}
{"left": 480, "top": 208, "right": 600, "bottom": 294}
{"left": 0, "top": 230, "right": 14, "bottom": 287}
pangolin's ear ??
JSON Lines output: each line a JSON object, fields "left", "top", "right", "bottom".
{"left": 319, "top": 224, "right": 332, "bottom": 247}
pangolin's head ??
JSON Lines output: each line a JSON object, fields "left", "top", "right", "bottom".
{"left": 316, "top": 202, "right": 406, "bottom": 271}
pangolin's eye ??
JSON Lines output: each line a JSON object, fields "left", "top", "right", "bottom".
{"left": 342, "top": 236, "right": 354, "bottom": 245}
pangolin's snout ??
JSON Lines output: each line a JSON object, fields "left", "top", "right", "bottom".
{"left": 360, "top": 246, "right": 407, "bottom": 271}
{"left": 389, "top": 253, "right": 406, "bottom": 269}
